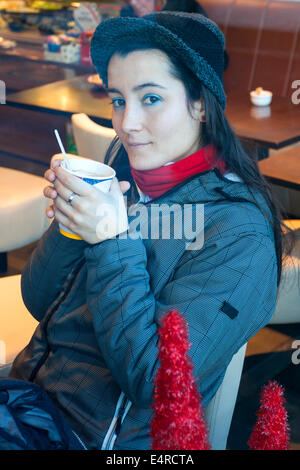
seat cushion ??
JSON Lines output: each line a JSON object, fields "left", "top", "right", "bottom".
{"left": 0, "top": 274, "right": 38, "bottom": 365}
{"left": 0, "top": 167, "right": 50, "bottom": 252}
{"left": 205, "top": 343, "right": 247, "bottom": 450}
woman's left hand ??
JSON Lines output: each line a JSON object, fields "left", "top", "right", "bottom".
{"left": 50, "top": 165, "right": 130, "bottom": 244}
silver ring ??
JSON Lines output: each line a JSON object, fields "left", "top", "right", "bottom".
{"left": 67, "top": 192, "right": 76, "bottom": 205}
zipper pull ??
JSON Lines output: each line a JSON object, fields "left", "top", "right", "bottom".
{"left": 115, "top": 399, "right": 127, "bottom": 436}
{"left": 115, "top": 415, "right": 122, "bottom": 436}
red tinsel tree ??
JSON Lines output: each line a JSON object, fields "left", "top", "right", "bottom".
{"left": 150, "top": 308, "right": 210, "bottom": 450}
{"left": 248, "top": 380, "right": 290, "bottom": 450}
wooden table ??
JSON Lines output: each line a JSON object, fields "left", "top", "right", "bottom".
{"left": 225, "top": 91, "right": 300, "bottom": 150}
{"left": 6, "top": 78, "right": 300, "bottom": 149}
{"left": 6, "top": 74, "right": 112, "bottom": 127}
{"left": 258, "top": 147, "right": 300, "bottom": 190}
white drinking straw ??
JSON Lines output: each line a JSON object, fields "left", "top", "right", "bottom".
{"left": 54, "top": 129, "right": 71, "bottom": 169}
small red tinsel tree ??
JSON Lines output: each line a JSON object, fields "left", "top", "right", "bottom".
{"left": 150, "top": 308, "right": 210, "bottom": 450}
{"left": 248, "top": 380, "right": 290, "bottom": 450}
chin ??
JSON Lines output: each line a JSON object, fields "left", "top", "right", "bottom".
{"left": 129, "top": 157, "right": 165, "bottom": 171}
{"left": 130, "top": 161, "right": 154, "bottom": 171}
{"left": 128, "top": 156, "right": 155, "bottom": 172}
{"left": 128, "top": 147, "right": 169, "bottom": 171}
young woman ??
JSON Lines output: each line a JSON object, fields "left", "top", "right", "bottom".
{"left": 9, "top": 12, "right": 287, "bottom": 450}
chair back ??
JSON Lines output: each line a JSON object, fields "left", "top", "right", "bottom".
{"left": 204, "top": 343, "right": 247, "bottom": 450}
{"left": 71, "top": 113, "right": 116, "bottom": 164}
{"left": 269, "top": 219, "right": 300, "bottom": 325}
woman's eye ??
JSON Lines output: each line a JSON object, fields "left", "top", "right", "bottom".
{"left": 109, "top": 95, "right": 161, "bottom": 109}
{"left": 110, "top": 98, "right": 124, "bottom": 109}
{"left": 144, "top": 95, "right": 161, "bottom": 105}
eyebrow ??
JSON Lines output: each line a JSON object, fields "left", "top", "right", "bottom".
{"left": 107, "top": 82, "right": 167, "bottom": 94}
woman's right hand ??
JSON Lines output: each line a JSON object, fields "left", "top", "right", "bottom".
{"left": 43, "top": 155, "right": 63, "bottom": 219}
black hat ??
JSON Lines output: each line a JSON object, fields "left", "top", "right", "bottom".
{"left": 91, "top": 12, "right": 226, "bottom": 109}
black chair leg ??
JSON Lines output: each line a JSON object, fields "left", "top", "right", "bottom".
{"left": 257, "top": 147, "right": 269, "bottom": 161}
{"left": 0, "top": 253, "right": 7, "bottom": 273}
{"left": 240, "top": 139, "right": 269, "bottom": 161}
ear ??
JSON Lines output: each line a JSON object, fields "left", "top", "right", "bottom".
{"left": 191, "top": 99, "right": 206, "bottom": 122}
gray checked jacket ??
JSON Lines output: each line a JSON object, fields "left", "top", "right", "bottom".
{"left": 9, "top": 169, "right": 278, "bottom": 450}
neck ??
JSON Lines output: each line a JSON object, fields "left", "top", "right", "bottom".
{"left": 171, "top": 134, "right": 206, "bottom": 165}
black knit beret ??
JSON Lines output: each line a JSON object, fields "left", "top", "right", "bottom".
{"left": 91, "top": 11, "right": 226, "bottom": 109}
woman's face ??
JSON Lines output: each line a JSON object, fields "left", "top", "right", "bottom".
{"left": 107, "top": 49, "right": 204, "bottom": 171}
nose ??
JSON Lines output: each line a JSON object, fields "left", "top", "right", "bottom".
{"left": 120, "top": 101, "right": 143, "bottom": 134}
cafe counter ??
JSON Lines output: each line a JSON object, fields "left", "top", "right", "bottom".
{"left": 0, "top": 27, "right": 95, "bottom": 93}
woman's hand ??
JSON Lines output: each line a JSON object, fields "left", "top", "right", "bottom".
{"left": 43, "top": 156, "right": 130, "bottom": 244}
{"left": 43, "top": 155, "right": 62, "bottom": 219}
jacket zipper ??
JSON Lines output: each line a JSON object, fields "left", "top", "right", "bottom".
{"left": 72, "top": 430, "right": 88, "bottom": 450}
{"left": 101, "top": 391, "right": 132, "bottom": 450}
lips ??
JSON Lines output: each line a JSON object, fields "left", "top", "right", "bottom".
{"left": 127, "top": 142, "right": 150, "bottom": 147}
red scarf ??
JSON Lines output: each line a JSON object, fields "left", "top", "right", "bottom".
{"left": 130, "top": 144, "right": 226, "bottom": 199}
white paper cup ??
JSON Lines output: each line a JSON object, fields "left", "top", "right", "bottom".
{"left": 250, "top": 90, "right": 272, "bottom": 106}
{"left": 59, "top": 156, "right": 116, "bottom": 239}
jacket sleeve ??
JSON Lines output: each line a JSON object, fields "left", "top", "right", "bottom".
{"left": 21, "top": 220, "right": 87, "bottom": 322}
{"left": 84, "top": 232, "right": 277, "bottom": 408}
